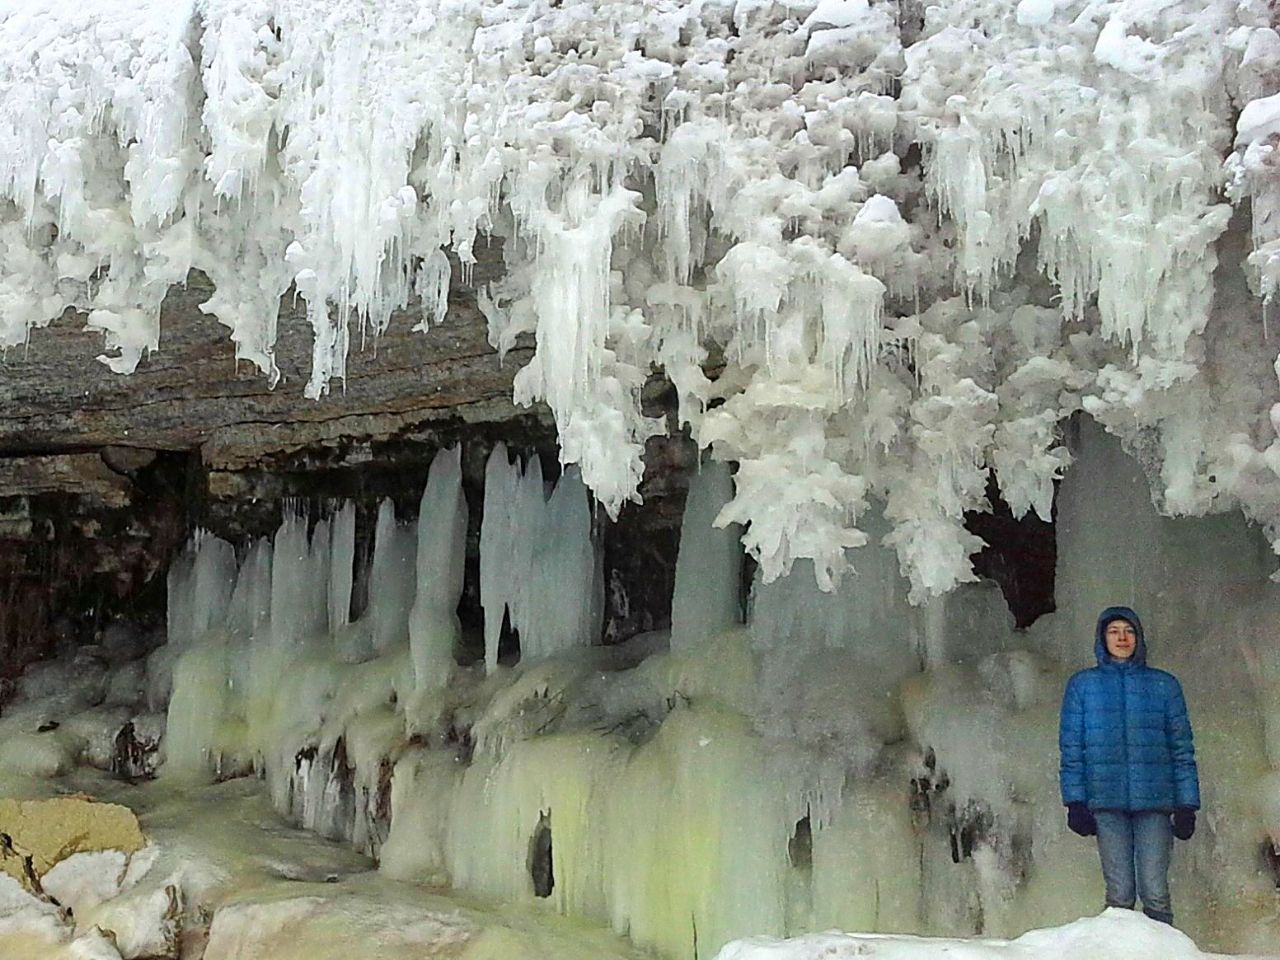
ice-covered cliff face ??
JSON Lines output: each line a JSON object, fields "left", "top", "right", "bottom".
{"left": 0, "top": 0, "right": 1277, "bottom": 600}
{"left": 2, "top": 419, "right": 1266, "bottom": 956}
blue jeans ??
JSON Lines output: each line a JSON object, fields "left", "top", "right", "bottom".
{"left": 1094, "top": 811, "right": 1174, "bottom": 924}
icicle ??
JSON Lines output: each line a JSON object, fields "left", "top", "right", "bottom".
{"left": 166, "top": 531, "right": 236, "bottom": 650}
{"left": 480, "top": 444, "right": 519, "bottom": 674}
{"left": 226, "top": 536, "right": 273, "bottom": 638}
{"left": 479, "top": 446, "right": 601, "bottom": 670}
{"left": 408, "top": 446, "right": 468, "bottom": 695}
{"left": 269, "top": 509, "right": 329, "bottom": 648}
{"left": 367, "top": 498, "right": 417, "bottom": 655}
{"left": 328, "top": 502, "right": 356, "bottom": 633}
{"left": 670, "top": 461, "right": 742, "bottom": 653}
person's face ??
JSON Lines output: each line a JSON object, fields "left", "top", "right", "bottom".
{"left": 1104, "top": 619, "right": 1138, "bottom": 660}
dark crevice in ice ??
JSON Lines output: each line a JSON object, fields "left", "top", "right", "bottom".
{"left": 529, "top": 810, "right": 554, "bottom": 898}
{"left": 788, "top": 813, "right": 813, "bottom": 872}
{"left": 966, "top": 473, "right": 1057, "bottom": 629}
{"left": 497, "top": 606, "right": 521, "bottom": 666}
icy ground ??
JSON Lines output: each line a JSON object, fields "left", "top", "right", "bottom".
{"left": 0, "top": 771, "right": 650, "bottom": 960}
{"left": 0, "top": 774, "right": 1272, "bottom": 960}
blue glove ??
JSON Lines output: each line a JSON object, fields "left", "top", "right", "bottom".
{"left": 1171, "top": 808, "right": 1196, "bottom": 840}
{"left": 1066, "top": 802, "right": 1096, "bottom": 837}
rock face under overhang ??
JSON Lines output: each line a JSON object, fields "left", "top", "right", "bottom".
{"left": 0, "top": 455, "right": 134, "bottom": 509}
{"left": 0, "top": 261, "right": 693, "bottom": 680}
{"left": 0, "top": 264, "right": 536, "bottom": 469}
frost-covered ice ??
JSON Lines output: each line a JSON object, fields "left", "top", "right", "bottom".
{"left": 2, "top": 1, "right": 1279, "bottom": 598}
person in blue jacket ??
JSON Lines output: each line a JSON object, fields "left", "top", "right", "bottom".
{"left": 1058, "top": 605, "right": 1200, "bottom": 925}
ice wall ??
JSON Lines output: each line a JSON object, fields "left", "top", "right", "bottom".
{"left": 388, "top": 425, "right": 1274, "bottom": 955}
{"left": 1026, "top": 417, "right": 1280, "bottom": 945}
{"left": 3, "top": 1, "right": 1278, "bottom": 602}
{"left": 69, "top": 423, "right": 1280, "bottom": 957}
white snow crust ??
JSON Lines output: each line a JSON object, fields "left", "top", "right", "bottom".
{"left": 713, "top": 908, "right": 1272, "bottom": 960}
{"left": 1, "top": 1, "right": 1279, "bottom": 598}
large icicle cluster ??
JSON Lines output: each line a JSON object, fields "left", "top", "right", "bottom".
{"left": 159, "top": 444, "right": 602, "bottom": 815}
{"left": 1, "top": 0, "right": 1278, "bottom": 597}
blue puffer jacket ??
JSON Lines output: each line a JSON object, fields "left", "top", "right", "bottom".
{"left": 1059, "top": 606, "right": 1200, "bottom": 812}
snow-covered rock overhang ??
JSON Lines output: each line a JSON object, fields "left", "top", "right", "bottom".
{"left": 0, "top": 0, "right": 1278, "bottom": 601}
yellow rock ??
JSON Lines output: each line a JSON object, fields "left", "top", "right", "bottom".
{"left": 0, "top": 796, "right": 145, "bottom": 891}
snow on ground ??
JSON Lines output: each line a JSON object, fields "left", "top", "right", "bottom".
{"left": 715, "top": 909, "right": 1278, "bottom": 960}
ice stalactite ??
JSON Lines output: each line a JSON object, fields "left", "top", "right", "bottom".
{"left": 479, "top": 445, "right": 603, "bottom": 673}
{"left": 670, "top": 460, "right": 742, "bottom": 653}
{"left": 153, "top": 447, "right": 479, "bottom": 854}
{"left": 4, "top": 2, "right": 1278, "bottom": 599}
{"left": 1228, "top": 21, "right": 1280, "bottom": 306}
{"left": 164, "top": 532, "right": 236, "bottom": 652}
{"left": 407, "top": 445, "right": 468, "bottom": 727}
{"left": 480, "top": 443, "right": 523, "bottom": 675}
{"left": 269, "top": 510, "right": 330, "bottom": 647}
{"left": 327, "top": 502, "right": 356, "bottom": 636}
{"left": 366, "top": 499, "right": 418, "bottom": 656}
{"left": 163, "top": 532, "right": 239, "bottom": 780}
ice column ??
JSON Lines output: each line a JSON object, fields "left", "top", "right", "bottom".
{"left": 367, "top": 499, "right": 418, "bottom": 655}
{"left": 270, "top": 510, "right": 330, "bottom": 647}
{"left": 522, "top": 467, "right": 603, "bottom": 662}
{"left": 408, "top": 446, "right": 468, "bottom": 695}
{"left": 671, "top": 461, "right": 742, "bottom": 652}
{"left": 480, "top": 444, "right": 521, "bottom": 674}
{"left": 163, "top": 531, "right": 237, "bottom": 779}
{"left": 328, "top": 502, "right": 356, "bottom": 633}
{"left": 480, "top": 446, "right": 602, "bottom": 671}
{"left": 166, "top": 531, "right": 237, "bottom": 649}
{"left": 225, "top": 537, "right": 273, "bottom": 638}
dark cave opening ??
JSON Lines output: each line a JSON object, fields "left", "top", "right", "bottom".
{"left": 788, "top": 812, "right": 813, "bottom": 871}
{"left": 966, "top": 473, "right": 1058, "bottom": 629}
{"left": 497, "top": 606, "right": 521, "bottom": 667}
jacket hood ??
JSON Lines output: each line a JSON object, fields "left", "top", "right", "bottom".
{"left": 1095, "top": 606, "right": 1147, "bottom": 666}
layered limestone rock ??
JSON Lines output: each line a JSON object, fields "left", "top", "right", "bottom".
{"left": 0, "top": 796, "right": 146, "bottom": 895}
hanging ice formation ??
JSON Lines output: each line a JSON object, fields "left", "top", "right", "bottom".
{"left": 3, "top": 0, "right": 1280, "bottom": 599}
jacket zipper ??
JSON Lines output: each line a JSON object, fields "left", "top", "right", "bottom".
{"left": 1119, "top": 667, "right": 1130, "bottom": 808}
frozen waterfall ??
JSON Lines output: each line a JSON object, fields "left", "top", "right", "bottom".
{"left": 15, "top": 423, "right": 1255, "bottom": 957}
